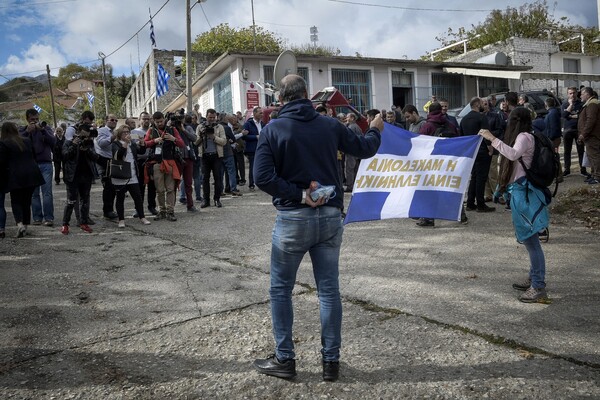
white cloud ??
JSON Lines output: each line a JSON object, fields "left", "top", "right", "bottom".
{"left": 0, "top": 0, "right": 597, "bottom": 78}
{"left": 0, "top": 43, "right": 67, "bottom": 75}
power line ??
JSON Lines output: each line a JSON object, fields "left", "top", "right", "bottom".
{"left": 325, "top": 0, "right": 495, "bottom": 12}
{"left": 256, "top": 20, "right": 310, "bottom": 28}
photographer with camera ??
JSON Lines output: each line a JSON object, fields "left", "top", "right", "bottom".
{"left": 94, "top": 114, "right": 119, "bottom": 220}
{"left": 132, "top": 111, "right": 157, "bottom": 216}
{"left": 169, "top": 112, "right": 198, "bottom": 212}
{"left": 194, "top": 109, "right": 227, "bottom": 208}
{"left": 18, "top": 108, "right": 56, "bottom": 227}
{"left": 60, "top": 123, "right": 99, "bottom": 235}
{"left": 144, "top": 111, "right": 185, "bottom": 221}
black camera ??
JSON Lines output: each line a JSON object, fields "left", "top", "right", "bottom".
{"left": 166, "top": 112, "right": 183, "bottom": 124}
{"left": 74, "top": 123, "right": 98, "bottom": 142}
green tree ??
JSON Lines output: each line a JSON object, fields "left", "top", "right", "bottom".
{"left": 428, "top": 0, "right": 600, "bottom": 60}
{"left": 191, "top": 23, "right": 284, "bottom": 54}
{"left": 54, "top": 63, "right": 102, "bottom": 89}
{"left": 289, "top": 43, "right": 341, "bottom": 56}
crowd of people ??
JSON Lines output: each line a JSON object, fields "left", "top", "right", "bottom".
{"left": 0, "top": 106, "right": 261, "bottom": 238}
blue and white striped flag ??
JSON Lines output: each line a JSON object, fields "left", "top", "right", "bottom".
{"left": 156, "top": 63, "right": 170, "bottom": 98}
{"left": 150, "top": 18, "right": 156, "bottom": 47}
{"left": 344, "top": 123, "right": 482, "bottom": 224}
{"left": 33, "top": 103, "right": 43, "bottom": 113}
{"left": 86, "top": 92, "right": 94, "bottom": 108}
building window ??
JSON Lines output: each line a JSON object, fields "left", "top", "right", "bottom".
{"left": 213, "top": 73, "right": 233, "bottom": 113}
{"left": 431, "top": 73, "right": 462, "bottom": 109}
{"left": 262, "top": 65, "right": 310, "bottom": 105}
{"left": 563, "top": 58, "right": 581, "bottom": 89}
{"left": 331, "top": 68, "right": 371, "bottom": 113}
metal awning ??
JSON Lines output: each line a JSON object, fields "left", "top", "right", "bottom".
{"left": 444, "top": 67, "right": 600, "bottom": 82}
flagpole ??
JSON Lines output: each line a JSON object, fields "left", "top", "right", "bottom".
{"left": 186, "top": 0, "right": 193, "bottom": 113}
{"left": 91, "top": 86, "right": 97, "bottom": 116}
{"left": 46, "top": 64, "right": 58, "bottom": 129}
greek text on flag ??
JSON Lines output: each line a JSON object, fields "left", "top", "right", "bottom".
{"left": 156, "top": 63, "right": 170, "bottom": 98}
{"left": 344, "top": 123, "right": 482, "bottom": 224}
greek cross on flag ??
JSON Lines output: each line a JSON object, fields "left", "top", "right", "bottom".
{"left": 86, "top": 92, "right": 94, "bottom": 108}
{"left": 344, "top": 123, "right": 482, "bottom": 225}
{"left": 156, "top": 63, "right": 170, "bottom": 98}
{"left": 33, "top": 104, "right": 43, "bottom": 113}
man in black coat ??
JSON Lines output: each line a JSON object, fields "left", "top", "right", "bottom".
{"left": 460, "top": 97, "right": 495, "bottom": 212}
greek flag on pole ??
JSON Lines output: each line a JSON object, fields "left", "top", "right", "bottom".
{"left": 86, "top": 92, "right": 94, "bottom": 108}
{"left": 150, "top": 17, "right": 156, "bottom": 47}
{"left": 33, "top": 104, "right": 43, "bottom": 113}
{"left": 344, "top": 123, "right": 482, "bottom": 224}
{"left": 156, "top": 63, "right": 170, "bottom": 98}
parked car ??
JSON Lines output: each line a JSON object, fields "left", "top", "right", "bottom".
{"left": 447, "top": 89, "right": 562, "bottom": 125}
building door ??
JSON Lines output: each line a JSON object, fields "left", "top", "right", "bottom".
{"left": 391, "top": 71, "right": 413, "bottom": 109}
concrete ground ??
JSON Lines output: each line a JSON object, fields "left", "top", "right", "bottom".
{"left": 0, "top": 172, "right": 598, "bottom": 399}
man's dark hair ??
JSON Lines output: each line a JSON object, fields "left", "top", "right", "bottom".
{"left": 25, "top": 108, "right": 39, "bottom": 119}
{"left": 366, "top": 109, "right": 380, "bottom": 119}
{"left": 152, "top": 111, "right": 164, "bottom": 120}
{"left": 402, "top": 105, "right": 418, "bottom": 115}
{"left": 315, "top": 105, "right": 327, "bottom": 114}
{"left": 519, "top": 94, "right": 529, "bottom": 103}
{"left": 545, "top": 97, "right": 556, "bottom": 108}
{"left": 469, "top": 97, "right": 481, "bottom": 108}
{"left": 505, "top": 92, "right": 518, "bottom": 107}
{"left": 279, "top": 75, "right": 307, "bottom": 103}
{"left": 81, "top": 110, "right": 95, "bottom": 121}
{"left": 428, "top": 102, "right": 442, "bottom": 113}
{"left": 206, "top": 108, "right": 217, "bottom": 115}
{"left": 581, "top": 87, "right": 595, "bottom": 97}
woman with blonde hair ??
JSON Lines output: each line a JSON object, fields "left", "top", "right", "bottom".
{"left": 111, "top": 124, "right": 151, "bottom": 227}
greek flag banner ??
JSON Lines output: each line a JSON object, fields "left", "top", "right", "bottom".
{"left": 150, "top": 17, "right": 156, "bottom": 47}
{"left": 33, "top": 104, "right": 43, "bottom": 113}
{"left": 156, "top": 63, "right": 170, "bottom": 98}
{"left": 344, "top": 123, "right": 482, "bottom": 224}
{"left": 86, "top": 92, "right": 94, "bottom": 108}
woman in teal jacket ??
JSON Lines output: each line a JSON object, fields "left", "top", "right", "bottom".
{"left": 479, "top": 107, "right": 550, "bottom": 304}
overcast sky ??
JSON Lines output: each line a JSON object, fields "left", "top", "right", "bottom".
{"left": 0, "top": 0, "right": 597, "bottom": 81}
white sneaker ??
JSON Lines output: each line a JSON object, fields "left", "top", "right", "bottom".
{"left": 140, "top": 218, "right": 151, "bottom": 225}
{"left": 118, "top": 220, "right": 126, "bottom": 228}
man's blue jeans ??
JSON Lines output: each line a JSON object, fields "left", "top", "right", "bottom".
{"left": 221, "top": 155, "right": 238, "bottom": 192}
{"left": 270, "top": 206, "right": 344, "bottom": 362}
{"left": 522, "top": 234, "right": 546, "bottom": 289}
{"left": 31, "top": 162, "right": 54, "bottom": 222}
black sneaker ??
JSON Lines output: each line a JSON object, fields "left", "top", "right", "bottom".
{"left": 465, "top": 204, "right": 477, "bottom": 211}
{"left": 476, "top": 205, "right": 496, "bottom": 213}
{"left": 562, "top": 170, "right": 570, "bottom": 177}
{"left": 323, "top": 361, "right": 340, "bottom": 382}
{"left": 104, "top": 211, "right": 118, "bottom": 220}
{"left": 416, "top": 218, "right": 434, "bottom": 227}
{"left": 148, "top": 207, "right": 158, "bottom": 216}
{"left": 166, "top": 213, "right": 177, "bottom": 222}
{"left": 512, "top": 277, "right": 531, "bottom": 291}
{"left": 253, "top": 354, "right": 296, "bottom": 379}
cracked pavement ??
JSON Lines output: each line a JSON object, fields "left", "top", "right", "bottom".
{"left": 0, "top": 178, "right": 599, "bottom": 399}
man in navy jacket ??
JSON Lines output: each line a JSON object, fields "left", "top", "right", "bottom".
{"left": 241, "top": 106, "right": 262, "bottom": 190}
{"left": 253, "top": 74, "right": 382, "bottom": 382}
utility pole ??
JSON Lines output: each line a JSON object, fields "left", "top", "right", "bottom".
{"left": 98, "top": 51, "right": 109, "bottom": 118}
{"left": 251, "top": 0, "right": 256, "bottom": 51}
{"left": 46, "top": 64, "right": 58, "bottom": 128}
{"left": 186, "top": 0, "right": 193, "bottom": 113}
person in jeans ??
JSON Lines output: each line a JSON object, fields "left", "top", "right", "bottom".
{"left": 195, "top": 109, "right": 227, "bottom": 208}
{"left": 19, "top": 108, "right": 56, "bottom": 226}
{"left": 479, "top": 107, "right": 549, "bottom": 303}
{"left": 253, "top": 74, "right": 382, "bottom": 382}
{"left": 111, "top": 125, "right": 151, "bottom": 227}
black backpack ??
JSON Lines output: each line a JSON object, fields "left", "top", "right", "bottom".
{"left": 519, "top": 131, "right": 560, "bottom": 196}
{"left": 432, "top": 121, "right": 456, "bottom": 138}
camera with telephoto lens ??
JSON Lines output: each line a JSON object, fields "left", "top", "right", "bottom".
{"left": 74, "top": 123, "right": 97, "bottom": 150}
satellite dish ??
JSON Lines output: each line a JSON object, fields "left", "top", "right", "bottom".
{"left": 273, "top": 50, "right": 297, "bottom": 89}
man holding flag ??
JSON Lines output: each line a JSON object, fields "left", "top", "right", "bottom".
{"left": 253, "top": 74, "right": 382, "bottom": 382}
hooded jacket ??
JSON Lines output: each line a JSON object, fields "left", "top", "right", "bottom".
{"left": 578, "top": 98, "right": 600, "bottom": 141}
{"left": 254, "top": 98, "right": 381, "bottom": 210}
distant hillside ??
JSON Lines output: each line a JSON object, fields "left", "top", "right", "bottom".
{"left": 0, "top": 75, "right": 54, "bottom": 103}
